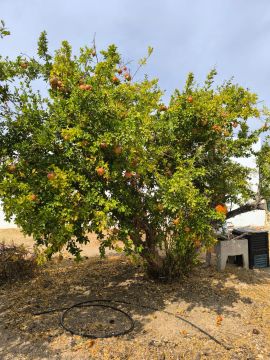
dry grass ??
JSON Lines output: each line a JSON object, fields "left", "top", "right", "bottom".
{"left": 0, "top": 228, "right": 111, "bottom": 258}
{"left": 0, "top": 242, "right": 37, "bottom": 284}
{"left": 0, "top": 228, "right": 270, "bottom": 359}
{"left": 0, "top": 229, "right": 33, "bottom": 248}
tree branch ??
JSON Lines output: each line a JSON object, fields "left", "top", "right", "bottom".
{"left": 226, "top": 200, "right": 266, "bottom": 219}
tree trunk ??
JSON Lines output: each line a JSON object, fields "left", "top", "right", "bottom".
{"left": 130, "top": 218, "right": 165, "bottom": 277}
{"left": 142, "top": 245, "right": 165, "bottom": 278}
{"left": 142, "top": 224, "right": 165, "bottom": 278}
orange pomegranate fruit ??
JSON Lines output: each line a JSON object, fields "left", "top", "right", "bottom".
{"left": 96, "top": 167, "right": 105, "bottom": 176}
{"left": 112, "top": 76, "right": 120, "bottom": 84}
{"left": 29, "top": 194, "right": 38, "bottom": 202}
{"left": 7, "top": 164, "right": 16, "bottom": 173}
{"left": 84, "top": 84, "right": 92, "bottom": 91}
{"left": 124, "top": 171, "right": 133, "bottom": 179}
{"left": 100, "top": 142, "right": 108, "bottom": 149}
{"left": 159, "top": 105, "right": 167, "bottom": 111}
{"left": 194, "top": 239, "right": 201, "bottom": 248}
{"left": 212, "top": 125, "right": 222, "bottom": 133}
{"left": 215, "top": 203, "right": 228, "bottom": 215}
{"left": 50, "top": 77, "right": 59, "bottom": 89}
{"left": 47, "top": 172, "right": 56, "bottom": 180}
{"left": 20, "top": 62, "right": 28, "bottom": 69}
{"left": 114, "top": 145, "right": 123, "bottom": 155}
{"left": 124, "top": 73, "right": 131, "bottom": 81}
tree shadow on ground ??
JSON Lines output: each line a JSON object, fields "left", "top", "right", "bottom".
{"left": 1, "top": 254, "right": 270, "bottom": 359}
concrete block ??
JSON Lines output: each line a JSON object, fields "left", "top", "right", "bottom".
{"left": 215, "top": 238, "right": 249, "bottom": 271}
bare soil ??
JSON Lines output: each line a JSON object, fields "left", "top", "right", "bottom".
{"left": 0, "top": 229, "right": 270, "bottom": 359}
{"left": 0, "top": 228, "right": 108, "bottom": 258}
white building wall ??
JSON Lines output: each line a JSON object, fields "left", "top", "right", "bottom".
{"left": 228, "top": 139, "right": 265, "bottom": 228}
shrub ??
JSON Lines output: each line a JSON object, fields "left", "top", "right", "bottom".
{"left": 0, "top": 242, "right": 37, "bottom": 283}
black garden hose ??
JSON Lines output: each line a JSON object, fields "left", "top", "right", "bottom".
{"left": 60, "top": 301, "right": 134, "bottom": 338}
{"left": 33, "top": 298, "right": 232, "bottom": 350}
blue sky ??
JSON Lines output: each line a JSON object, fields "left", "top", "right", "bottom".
{"left": 1, "top": 0, "right": 268, "bottom": 226}
{"left": 1, "top": 0, "right": 270, "bottom": 117}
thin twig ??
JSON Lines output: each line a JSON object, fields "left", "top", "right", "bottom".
{"left": 92, "top": 33, "right": 99, "bottom": 63}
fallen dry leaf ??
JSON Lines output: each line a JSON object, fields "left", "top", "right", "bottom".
{"left": 216, "top": 315, "right": 223, "bottom": 326}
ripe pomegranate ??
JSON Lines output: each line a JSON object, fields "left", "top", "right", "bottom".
{"left": 63, "top": 134, "right": 70, "bottom": 141}
{"left": 84, "top": 84, "right": 92, "bottom": 91}
{"left": 112, "top": 76, "right": 120, "bottom": 84}
{"left": 131, "top": 158, "right": 138, "bottom": 167}
{"left": 47, "top": 172, "right": 56, "bottom": 180}
{"left": 50, "top": 77, "right": 59, "bottom": 89}
{"left": 124, "top": 73, "right": 131, "bottom": 81}
{"left": 221, "top": 111, "right": 228, "bottom": 118}
{"left": 215, "top": 203, "right": 228, "bottom": 215}
{"left": 29, "top": 194, "right": 38, "bottom": 202}
{"left": 194, "top": 239, "right": 201, "bottom": 248}
{"left": 159, "top": 105, "right": 167, "bottom": 111}
{"left": 7, "top": 164, "right": 16, "bottom": 173}
{"left": 124, "top": 171, "right": 133, "bottom": 179}
{"left": 100, "top": 142, "right": 108, "bottom": 149}
{"left": 96, "top": 167, "right": 105, "bottom": 176}
{"left": 20, "top": 62, "right": 28, "bottom": 69}
{"left": 57, "top": 80, "right": 63, "bottom": 88}
{"left": 212, "top": 125, "right": 222, "bottom": 132}
{"left": 114, "top": 145, "right": 122, "bottom": 155}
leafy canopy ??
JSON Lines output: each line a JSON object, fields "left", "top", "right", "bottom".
{"left": 0, "top": 29, "right": 268, "bottom": 277}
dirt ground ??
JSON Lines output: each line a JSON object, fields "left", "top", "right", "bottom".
{"left": 0, "top": 229, "right": 111, "bottom": 258}
{"left": 1, "top": 229, "right": 270, "bottom": 359}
